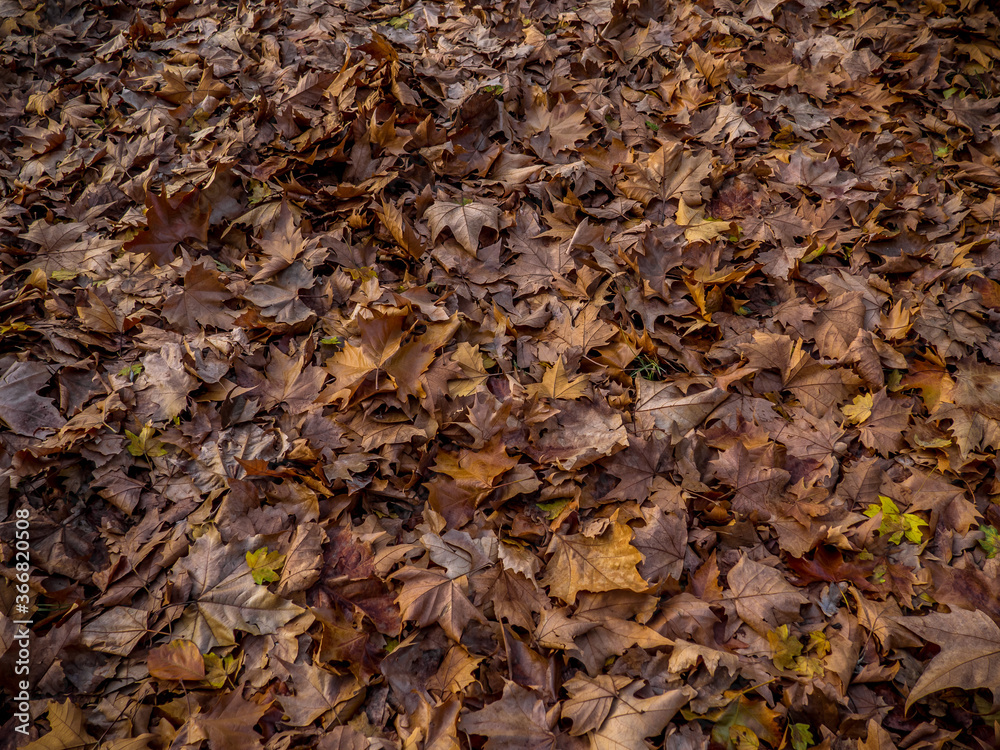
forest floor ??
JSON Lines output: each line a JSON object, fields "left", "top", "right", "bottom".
{"left": 3, "top": 0, "right": 1000, "bottom": 748}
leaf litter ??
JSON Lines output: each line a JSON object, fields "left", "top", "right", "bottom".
{"left": 3, "top": 0, "right": 1000, "bottom": 749}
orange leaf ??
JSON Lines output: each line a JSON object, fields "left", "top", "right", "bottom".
{"left": 148, "top": 639, "right": 206, "bottom": 681}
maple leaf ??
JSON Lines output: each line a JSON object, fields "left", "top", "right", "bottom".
{"left": 725, "top": 555, "right": 808, "bottom": 636}
{"left": 79, "top": 606, "right": 149, "bottom": 656}
{"left": 172, "top": 527, "right": 305, "bottom": 650}
{"left": 676, "top": 198, "right": 730, "bottom": 243}
{"left": 242, "top": 262, "right": 315, "bottom": 324}
{"left": 19, "top": 219, "right": 92, "bottom": 273}
{"left": 125, "top": 423, "right": 167, "bottom": 458}
{"left": 703, "top": 102, "right": 756, "bottom": 144}
{"left": 524, "top": 100, "right": 595, "bottom": 154}
{"left": 590, "top": 681, "right": 695, "bottom": 750}
{"left": 122, "top": 186, "right": 210, "bottom": 265}
{"left": 185, "top": 690, "right": 268, "bottom": 750}
{"left": 692, "top": 695, "right": 783, "bottom": 750}
{"left": 425, "top": 200, "right": 499, "bottom": 255}
{"left": 542, "top": 519, "right": 648, "bottom": 604}
{"left": 896, "top": 610, "right": 1000, "bottom": 710}
{"left": 162, "top": 261, "right": 236, "bottom": 331}
{"left": 863, "top": 496, "right": 926, "bottom": 545}
{"left": 425, "top": 644, "right": 482, "bottom": 694}
{"left": 392, "top": 568, "right": 485, "bottom": 642}
{"left": 507, "top": 209, "right": 575, "bottom": 296}
{"left": 562, "top": 674, "right": 633, "bottom": 735}
{"left": 134, "top": 342, "right": 196, "bottom": 422}
{"left": 787, "top": 547, "right": 880, "bottom": 593}
{"left": 807, "top": 292, "right": 866, "bottom": 360}
{"left": 252, "top": 201, "right": 324, "bottom": 281}
{"left": 568, "top": 595, "right": 674, "bottom": 674}
{"left": 447, "top": 342, "right": 491, "bottom": 397}
{"left": 245, "top": 546, "right": 285, "bottom": 584}
{"left": 619, "top": 143, "right": 712, "bottom": 206}
{"left": 633, "top": 381, "right": 728, "bottom": 442}
{"left": 527, "top": 399, "right": 628, "bottom": 471}
{"left": 376, "top": 199, "right": 423, "bottom": 259}
{"left": 276, "top": 659, "right": 360, "bottom": 726}
{"left": 600, "top": 433, "right": 671, "bottom": 502}
{"left": 711, "top": 442, "right": 790, "bottom": 522}
{"left": 0, "top": 361, "right": 64, "bottom": 437}
{"left": 632, "top": 506, "right": 687, "bottom": 585}
{"left": 527, "top": 358, "right": 588, "bottom": 400}
{"left": 842, "top": 392, "right": 873, "bottom": 424}
{"left": 21, "top": 700, "right": 96, "bottom": 750}
{"left": 460, "top": 683, "right": 558, "bottom": 750}
{"left": 856, "top": 389, "right": 911, "bottom": 456}
{"left": 857, "top": 719, "right": 899, "bottom": 750}
{"left": 259, "top": 345, "right": 326, "bottom": 414}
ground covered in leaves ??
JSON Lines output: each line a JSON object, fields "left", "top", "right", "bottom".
{"left": 4, "top": 0, "right": 1000, "bottom": 748}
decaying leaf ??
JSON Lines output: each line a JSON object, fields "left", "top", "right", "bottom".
{"left": 8, "top": 0, "right": 1000, "bottom": 745}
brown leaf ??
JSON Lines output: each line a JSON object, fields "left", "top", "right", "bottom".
{"left": 590, "top": 681, "right": 694, "bottom": 750}
{"left": 895, "top": 610, "right": 1000, "bottom": 710}
{"left": 632, "top": 506, "right": 688, "bottom": 585}
{"left": 711, "top": 442, "right": 790, "bottom": 522}
{"left": 392, "top": 568, "right": 485, "bottom": 642}
{"left": 123, "top": 187, "right": 210, "bottom": 265}
{"left": 173, "top": 527, "right": 305, "bottom": 650}
{"left": 857, "top": 389, "right": 911, "bottom": 456}
{"left": 260, "top": 346, "right": 326, "bottom": 414}
{"left": 276, "top": 659, "right": 360, "bottom": 726}
{"left": 725, "top": 555, "right": 808, "bottom": 636}
{"left": 21, "top": 700, "right": 96, "bottom": 750}
{"left": 460, "top": 682, "right": 558, "bottom": 750}
{"left": 425, "top": 200, "right": 499, "bottom": 256}
{"left": 162, "top": 261, "right": 236, "bottom": 331}
{"left": 561, "top": 674, "right": 633, "bottom": 736}
{"left": 0, "top": 361, "right": 64, "bottom": 437}
{"left": 187, "top": 690, "right": 268, "bottom": 750}
{"left": 242, "top": 262, "right": 315, "bottom": 324}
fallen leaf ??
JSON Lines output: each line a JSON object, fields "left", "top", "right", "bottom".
{"left": 896, "top": 609, "right": 1000, "bottom": 711}
{"left": 542, "top": 519, "right": 648, "bottom": 605}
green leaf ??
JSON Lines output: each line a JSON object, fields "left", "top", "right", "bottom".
{"left": 246, "top": 547, "right": 285, "bottom": 585}
{"left": 790, "top": 723, "right": 814, "bottom": 750}
{"left": 864, "top": 495, "right": 926, "bottom": 545}
{"left": 118, "top": 363, "right": 143, "bottom": 380}
{"left": 386, "top": 12, "right": 413, "bottom": 28}
{"left": 979, "top": 525, "right": 1000, "bottom": 559}
{"left": 125, "top": 423, "right": 167, "bottom": 457}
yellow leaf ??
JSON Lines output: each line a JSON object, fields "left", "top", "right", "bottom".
{"left": 841, "top": 392, "right": 873, "bottom": 424}
{"left": 528, "top": 358, "right": 588, "bottom": 400}
{"left": 22, "top": 701, "right": 95, "bottom": 750}
{"left": 125, "top": 423, "right": 167, "bottom": 457}
{"left": 246, "top": 547, "right": 286, "bottom": 584}
{"left": 767, "top": 625, "right": 802, "bottom": 671}
{"left": 676, "top": 198, "right": 729, "bottom": 243}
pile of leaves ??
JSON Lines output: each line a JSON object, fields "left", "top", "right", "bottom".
{"left": 4, "top": 0, "right": 1000, "bottom": 747}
